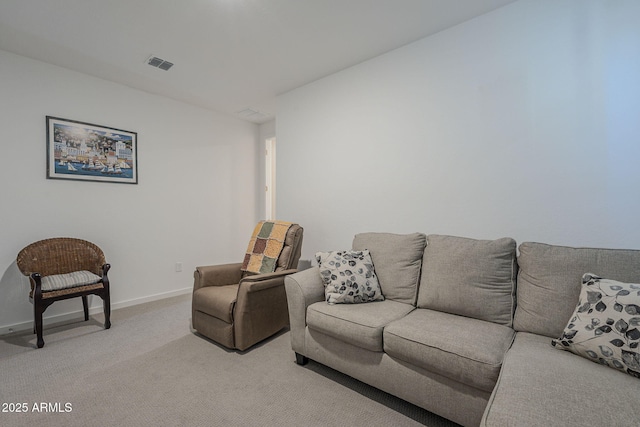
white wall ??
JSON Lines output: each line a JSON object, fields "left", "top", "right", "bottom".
{"left": 277, "top": 0, "right": 640, "bottom": 262}
{"left": 0, "top": 50, "right": 261, "bottom": 333}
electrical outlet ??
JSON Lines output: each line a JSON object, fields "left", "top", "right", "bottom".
{"left": 175, "top": 262, "right": 183, "bottom": 272}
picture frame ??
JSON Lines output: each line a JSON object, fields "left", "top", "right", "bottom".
{"left": 46, "top": 116, "right": 138, "bottom": 184}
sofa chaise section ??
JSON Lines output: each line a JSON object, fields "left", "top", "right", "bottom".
{"left": 482, "top": 332, "right": 640, "bottom": 426}
{"left": 482, "top": 241, "right": 640, "bottom": 426}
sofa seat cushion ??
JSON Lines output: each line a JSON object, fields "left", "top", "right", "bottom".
{"left": 306, "top": 299, "right": 415, "bottom": 352}
{"left": 482, "top": 332, "right": 640, "bottom": 426}
{"left": 193, "top": 284, "right": 238, "bottom": 324}
{"left": 384, "top": 309, "right": 515, "bottom": 392}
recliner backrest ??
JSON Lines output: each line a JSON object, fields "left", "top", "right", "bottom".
{"left": 275, "top": 224, "right": 304, "bottom": 271}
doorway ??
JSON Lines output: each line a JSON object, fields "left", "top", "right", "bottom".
{"left": 265, "top": 137, "right": 276, "bottom": 220}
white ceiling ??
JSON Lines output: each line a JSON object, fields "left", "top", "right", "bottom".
{"left": 0, "top": 0, "right": 516, "bottom": 123}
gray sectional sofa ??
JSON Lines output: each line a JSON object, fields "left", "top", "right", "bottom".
{"left": 284, "top": 233, "right": 640, "bottom": 427}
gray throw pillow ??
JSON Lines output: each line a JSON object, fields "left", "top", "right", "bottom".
{"left": 316, "top": 250, "right": 384, "bottom": 305}
{"left": 552, "top": 274, "right": 640, "bottom": 379}
{"left": 417, "top": 234, "right": 517, "bottom": 327}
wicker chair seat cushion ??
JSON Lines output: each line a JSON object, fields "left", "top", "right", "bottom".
{"left": 41, "top": 270, "right": 102, "bottom": 292}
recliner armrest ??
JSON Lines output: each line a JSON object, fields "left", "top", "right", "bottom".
{"left": 233, "top": 269, "right": 297, "bottom": 351}
{"left": 193, "top": 263, "right": 243, "bottom": 290}
{"left": 239, "top": 269, "right": 297, "bottom": 293}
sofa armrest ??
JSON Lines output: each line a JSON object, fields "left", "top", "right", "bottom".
{"left": 284, "top": 267, "right": 325, "bottom": 355}
{"left": 193, "top": 263, "right": 243, "bottom": 291}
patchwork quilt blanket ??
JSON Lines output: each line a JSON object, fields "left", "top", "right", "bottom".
{"left": 241, "top": 220, "right": 293, "bottom": 274}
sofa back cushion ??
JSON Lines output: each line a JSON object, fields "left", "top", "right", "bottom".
{"left": 352, "top": 232, "right": 426, "bottom": 305}
{"left": 417, "top": 235, "right": 517, "bottom": 327}
{"left": 514, "top": 242, "right": 640, "bottom": 338}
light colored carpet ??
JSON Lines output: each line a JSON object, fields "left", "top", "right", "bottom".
{"left": 0, "top": 294, "right": 459, "bottom": 427}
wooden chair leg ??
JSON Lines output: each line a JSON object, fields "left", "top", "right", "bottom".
{"left": 34, "top": 300, "right": 45, "bottom": 349}
{"left": 103, "top": 294, "right": 111, "bottom": 329}
{"left": 82, "top": 295, "right": 89, "bottom": 321}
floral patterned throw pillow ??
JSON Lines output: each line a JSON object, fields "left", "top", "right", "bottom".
{"left": 316, "top": 250, "right": 384, "bottom": 304}
{"left": 552, "top": 273, "right": 640, "bottom": 379}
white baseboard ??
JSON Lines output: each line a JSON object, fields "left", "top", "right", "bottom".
{"left": 111, "top": 287, "right": 192, "bottom": 311}
{"left": 0, "top": 287, "right": 192, "bottom": 336}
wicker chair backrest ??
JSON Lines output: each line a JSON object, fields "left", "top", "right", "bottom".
{"left": 17, "top": 237, "right": 106, "bottom": 277}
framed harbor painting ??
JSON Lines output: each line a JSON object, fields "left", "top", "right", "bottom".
{"left": 46, "top": 116, "right": 138, "bottom": 184}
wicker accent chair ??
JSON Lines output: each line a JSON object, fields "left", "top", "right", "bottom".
{"left": 16, "top": 237, "right": 111, "bottom": 348}
{"left": 192, "top": 223, "right": 303, "bottom": 351}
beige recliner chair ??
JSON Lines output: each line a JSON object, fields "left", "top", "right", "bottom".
{"left": 192, "top": 221, "right": 303, "bottom": 350}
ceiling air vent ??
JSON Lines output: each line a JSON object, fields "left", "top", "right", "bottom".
{"left": 236, "top": 108, "right": 270, "bottom": 121}
{"left": 146, "top": 55, "right": 174, "bottom": 71}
